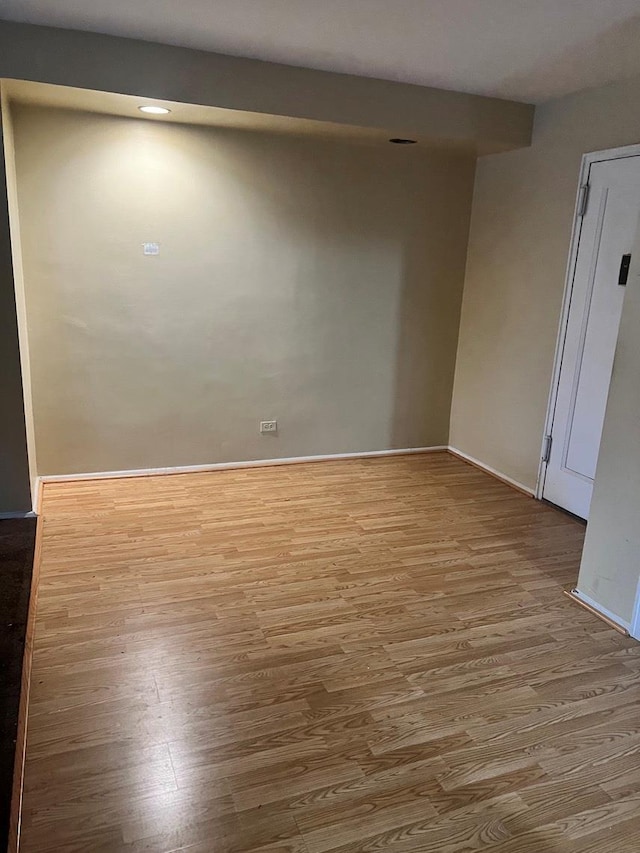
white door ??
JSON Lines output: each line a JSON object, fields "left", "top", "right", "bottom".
{"left": 543, "top": 154, "right": 640, "bottom": 519}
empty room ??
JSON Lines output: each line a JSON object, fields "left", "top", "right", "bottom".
{"left": 1, "top": 2, "right": 640, "bottom": 852}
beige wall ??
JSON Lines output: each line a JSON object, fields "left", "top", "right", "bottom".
{"left": 2, "top": 90, "right": 38, "bottom": 502}
{"left": 0, "top": 109, "right": 31, "bottom": 511}
{"left": 576, "top": 228, "right": 640, "bottom": 626}
{"left": 0, "top": 18, "right": 530, "bottom": 510}
{"left": 12, "top": 104, "right": 475, "bottom": 475}
{"left": 450, "top": 74, "right": 640, "bottom": 490}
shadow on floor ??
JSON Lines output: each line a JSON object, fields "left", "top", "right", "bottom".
{"left": 0, "top": 517, "right": 36, "bottom": 849}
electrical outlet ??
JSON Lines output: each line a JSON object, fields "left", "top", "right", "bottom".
{"left": 260, "top": 420, "right": 278, "bottom": 434}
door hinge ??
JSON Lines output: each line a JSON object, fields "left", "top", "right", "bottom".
{"left": 578, "top": 183, "right": 590, "bottom": 217}
{"left": 542, "top": 435, "right": 553, "bottom": 464}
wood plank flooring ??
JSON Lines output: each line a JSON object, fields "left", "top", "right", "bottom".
{"left": 18, "top": 453, "right": 640, "bottom": 852}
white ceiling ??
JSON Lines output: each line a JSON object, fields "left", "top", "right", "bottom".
{"left": 2, "top": 0, "right": 640, "bottom": 104}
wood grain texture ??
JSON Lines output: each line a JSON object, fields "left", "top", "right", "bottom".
{"left": 17, "top": 453, "right": 640, "bottom": 852}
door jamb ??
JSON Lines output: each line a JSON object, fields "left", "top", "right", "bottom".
{"left": 535, "top": 142, "right": 640, "bottom": 501}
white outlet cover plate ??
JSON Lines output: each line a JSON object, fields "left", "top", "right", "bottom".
{"left": 260, "top": 421, "right": 278, "bottom": 433}
{"left": 143, "top": 242, "right": 160, "bottom": 255}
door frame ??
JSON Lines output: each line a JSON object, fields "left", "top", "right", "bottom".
{"left": 536, "top": 142, "right": 640, "bottom": 502}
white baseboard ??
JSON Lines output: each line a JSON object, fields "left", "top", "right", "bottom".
{"left": 447, "top": 447, "right": 535, "bottom": 496}
{"left": 630, "top": 578, "right": 640, "bottom": 642}
{"left": 37, "top": 445, "right": 449, "bottom": 486}
{"left": 0, "top": 511, "right": 37, "bottom": 519}
{"left": 33, "top": 476, "right": 42, "bottom": 516}
{"left": 34, "top": 444, "right": 537, "bottom": 507}
{"left": 570, "top": 587, "right": 631, "bottom": 633}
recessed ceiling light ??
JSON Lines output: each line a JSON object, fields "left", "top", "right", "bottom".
{"left": 138, "top": 106, "right": 171, "bottom": 115}
{"left": 389, "top": 138, "right": 417, "bottom": 144}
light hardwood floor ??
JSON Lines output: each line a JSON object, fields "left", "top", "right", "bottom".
{"left": 18, "top": 453, "right": 640, "bottom": 852}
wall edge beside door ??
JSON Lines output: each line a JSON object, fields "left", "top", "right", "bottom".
{"left": 565, "top": 587, "right": 631, "bottom": 635}
{"left": 447, "top": 447, "right": 535, "bottom": 496}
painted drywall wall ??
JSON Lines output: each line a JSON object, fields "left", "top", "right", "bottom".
{"left": 0, "top": 15, "right": 527, "bottom": 507}
{"left": 576, "top": 228, "right": 640, "bottom": 625}
{"left": 450, "top": 73, "right": 640, "bottom": 490}
{"left": 2, "top": 90, "right": 38, "bottom": 502}
{"left": 0, "top": 112, "right": 31, "bottom": 512}
{"left": 0, "top": 21, "right": 533, "bottom": 153}
{"left": 12, "top": 104, "right": 475, "bottom": 475}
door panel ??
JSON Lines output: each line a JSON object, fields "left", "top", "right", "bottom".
{"left": 543, "top": 155, "right": 640, "bottom": 519}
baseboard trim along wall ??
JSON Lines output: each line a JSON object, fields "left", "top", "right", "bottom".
{"left": 564, "top": 587, "right": 631, "bottom": 635}
{"left": 447, "top": 447, "right": 535, "bottom": 497}
{"left": 34, "top": 445, "right": 540, "bottom": 505}
{"left": 36, "top": 446, "right": 450, "bottom": 487}
{"left": 631, "top": 578, "right": 640, "bottom": 642}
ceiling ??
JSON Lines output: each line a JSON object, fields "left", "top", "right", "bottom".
{"left": 2, "top": 0, "right": 640, "bottom": 104}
